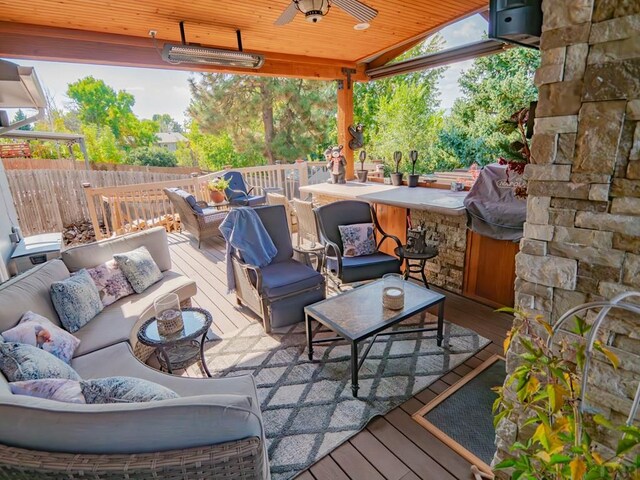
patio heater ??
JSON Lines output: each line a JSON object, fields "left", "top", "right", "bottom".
{"left": 0, "top": 59, "right": 47, "bottom": 134}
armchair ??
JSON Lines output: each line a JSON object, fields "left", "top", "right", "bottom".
{"left": 314, "top": 200, "right": 402, "bottom": 287}
{"left": 223, "top": 171, "right": 269, "bottom": 207}
{"left": 230, "top": 205, "right": 325, "bottom": 333}
{"left": 164, "top": 188, "right": 228, "bottom": 248}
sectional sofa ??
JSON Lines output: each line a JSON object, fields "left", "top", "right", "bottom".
{"left": 0, "top": 227, "right": 268, "bottom": 479}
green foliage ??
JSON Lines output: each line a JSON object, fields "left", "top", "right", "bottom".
{"left": 12, "top": 109, "right": 33, "bottom": 131}
{"left": 438, "top": 47, "right": 540, "bottom": 166}
{"left": 189, "top": 75, "right": 336, "bottom": 164}
{"left": 152, "top": 113, "right": 183, "bottom": 133}
{"left": 124, "top": 146, "right": 177, "bottom": 167}
{"left": 184, "top": 122, "right": 260, "bottom": 170}
{"left": 207, "top": 177, "right": 230, "bottom": 192}
{"left": 81, "top": 123, "right": 123, "bottom": 163}
{"left": 495, "top": 312, "right": 639, "bottom": 479}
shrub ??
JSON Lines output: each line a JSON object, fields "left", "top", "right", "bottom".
{"left": 125, "top": 146, "right": 177, "bottom": 167}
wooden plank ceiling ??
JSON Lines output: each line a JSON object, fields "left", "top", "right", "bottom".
{"left": 0, "top": 0, "right": 487, "bottom": 79}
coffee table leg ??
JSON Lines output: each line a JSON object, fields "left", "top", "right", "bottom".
{"left": 351, "top": 341, "right": 359, "bottom": 398}
{"left": 200, "top": 332, "right": 212, "bottom": 378}
{"left": 437, "top": 301, "right": 445, "bottom": 347}
{"left": 305, "top": 313, "right": 314, "bottom": 361}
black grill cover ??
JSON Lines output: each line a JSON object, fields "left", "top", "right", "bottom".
{"left": 463, "top": 163, "right": 526, "bottom": 241}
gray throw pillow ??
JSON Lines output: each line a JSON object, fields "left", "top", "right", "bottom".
{"left": 80, "top": 376, "right": 179, "bottom": 404}
{"left": 113, "top": 246, "right": 163, "bottom": 294}
{"left": 50, "top": 269, "right": 104, "bottom": 333}
{"left": 0, "top": 343, "right": 81, "bottom": 382}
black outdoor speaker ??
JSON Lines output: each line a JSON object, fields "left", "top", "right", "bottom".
{"left": 489, "top": 0, "right": 542, "bottom": 49}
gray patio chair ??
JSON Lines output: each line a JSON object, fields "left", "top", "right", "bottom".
{"left": 164, "top": 188, "right": 227, "bottom": 248}
{"left": 314, "top": 200, "right": 402, "bottom": 287}
{"left": 230, "top": 205, "right": 325, "bottom": 333}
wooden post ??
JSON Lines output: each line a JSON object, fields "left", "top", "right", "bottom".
{"left": 83, "top": 183, "right": 103, "bottom": 240}
{"left": 337, "top": 71, "right": 355, "bottom": 180}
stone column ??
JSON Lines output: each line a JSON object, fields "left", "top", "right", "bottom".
{"left": 495, "top": 0, "right": 640, "bottom": 468}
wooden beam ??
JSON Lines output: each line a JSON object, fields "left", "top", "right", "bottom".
{"left": 337, "top": 75, "right": 355, "bottom": 180}
{"left": 0, "top": 22, "right": 367, "bottom": 81}
{"left": 359, "top": 5, "right": 488, "bottom": 68}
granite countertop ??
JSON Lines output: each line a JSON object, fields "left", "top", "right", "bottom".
{"left": 299, "top": 182, "right": 468, "bottom": 216}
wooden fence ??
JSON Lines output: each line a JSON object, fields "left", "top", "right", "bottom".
{"left": 7, "top": 169, "right": 192, "bottom": 236}
{"left": 2, "top": 157, "right": 204, "bottom": 175}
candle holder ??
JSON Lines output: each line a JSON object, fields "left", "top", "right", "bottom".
{"left": 154, "top": 292, "right": 184, "bottom": 336}
{"left": 382, "top": 273, "right": 405, "bottom": 310}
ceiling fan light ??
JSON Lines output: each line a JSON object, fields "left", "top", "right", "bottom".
{"left": 354, "top": 22, "right": 370, "bottom": 30}
{"left": 295, "top": 0, "right": 329, "bottom": 22}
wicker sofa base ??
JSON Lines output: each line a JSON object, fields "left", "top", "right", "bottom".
{"left": 0, "top": 437, "right": 264, "bottom": 480}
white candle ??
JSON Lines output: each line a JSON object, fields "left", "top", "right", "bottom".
{"left": 386, "top": 288, "right": 403, "bottom": 297}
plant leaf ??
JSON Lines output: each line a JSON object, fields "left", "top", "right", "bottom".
{"left": 593, "top": 341, "right": 619, "bottom": 370}
{"left": 570, "top": 457, "right": 586, "bottom": 479}
{"left": 494, "top": 458, "right": 516, "bottom": 469}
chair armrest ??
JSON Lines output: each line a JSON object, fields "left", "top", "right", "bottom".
{"left": 195, "top": 200, "right": 209, "bottom": 208}
{"left": 231, "top": 252, "right": 264, "bottom": 293}
{"left": 323, "top": 239, "right": 343, "bottom": 276}
{"left": 293, "top": 246, "right": 323, "bottom": 272}
{"left": 371, "top": 207, "right": 403, "bottom": 254}
{"left": 226, "top": 188, "right": 249, "bottom": 205}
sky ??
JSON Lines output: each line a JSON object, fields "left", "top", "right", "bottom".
{"left": 3, "top": 14, "right": 487, "bottom": 125}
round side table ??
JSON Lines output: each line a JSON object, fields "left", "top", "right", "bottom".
{"left": 394, "top": 246, "right": 439, "bottom": 289}
{"left": 137, "top": 307, "right": 213, "bottom": 377}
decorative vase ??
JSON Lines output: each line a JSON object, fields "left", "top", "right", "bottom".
{"left": 408, "top": 174, "right": 420, "bottom": 188}
{"left": 154, "top": 293, "right": 184, "bottom": 336}
{"left": 209, "top": 190, "right": 225, "bottom": 203}
{"left": 356, "top": 170, "right": 368, "bottom": 183}
{"left": 390, "top": 173, "right": 403, "bottom": 186}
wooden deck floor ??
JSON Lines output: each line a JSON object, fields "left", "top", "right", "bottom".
{"left": 167, "top": 232, "right": 511, "bottom": 480}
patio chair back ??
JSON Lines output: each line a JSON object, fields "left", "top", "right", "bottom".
{"left": 314, "top": 200, "right": 374, "bottom": 253}
{"left": 223, "top": 171, "right": 249, "bottom": 202}
{"left": 164, "top": 188, "right": 199, "bottom": 233}
{"left": 253, "top": 205, "right": 294, "bottom": 264}
{"left": 266, "top": 192, "right": 294, "bottom": 234}
{"left": 293, "top": 198, "right": 319, "bottom": 248}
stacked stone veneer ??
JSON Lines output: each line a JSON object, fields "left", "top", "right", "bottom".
{"left": 494, "top": 0, "right": 640, "bottom": 469}
{"left": 410, "top": 209, "right": 467, "bottom": 294}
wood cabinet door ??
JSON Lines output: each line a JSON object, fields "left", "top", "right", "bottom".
{"left": 374, "top": 204, "right": 407, "bottom": 256}
{"left": 463, "top": 230, "right": 519, "bottom": 308}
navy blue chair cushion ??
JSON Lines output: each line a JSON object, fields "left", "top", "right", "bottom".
{"left": 260, "top": 260, "right": 324, "bottom": 299}
{"left": 245, "top": 195, "right": 266, "bottom": 207}
{"left": 253, "top": 205, "right": 293, "bottom": 263}
{"left": 314, "top": 201, "right": 373, "bottom": 253}
{"left": 326, "top": 252, "right": 401, "bottom": 284}
{"left": 168, "top": 188, "right": 203, "bottom": 214}
{"left": 223, "top": 171, "right": 248, "bottom": 201}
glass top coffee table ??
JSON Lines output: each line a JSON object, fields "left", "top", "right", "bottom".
{"left": 304, "top": 279, "right": 445, "bottom": 398}
{"left": 137, "top": 307, "right": 213, "bottom": 377}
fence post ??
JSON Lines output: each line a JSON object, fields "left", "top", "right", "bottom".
{"left": 83, "top": 183, "right": 104, "bottom": 240}
{"left": 298, "top": 162, "right": 309, "bottom": 188}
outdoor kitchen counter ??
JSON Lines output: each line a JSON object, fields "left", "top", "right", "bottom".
{"left": 298, "top": 182, "right": 468, "bottom": 216}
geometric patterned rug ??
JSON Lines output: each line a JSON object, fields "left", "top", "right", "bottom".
{"left": 202, "top": 313, "right": 490, "bottom": 480}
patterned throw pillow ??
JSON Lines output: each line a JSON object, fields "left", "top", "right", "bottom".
{"left": 50, "top": 269, "right": 104, "bottom": 333}
{"left": 2, "top": 311, "right": 80, "bottom": 364}
{"left": 86, "top": 259, "right": 135, "bottom": 307}
{"left": 10, "top": 378, "right": 85, "bottom": 404}
{"left": 113, "top": 247, "right": 163, "bottom": 294}
{"left": 0, "top": 343, "right": 81, "bottom": 382}
{"left": 80, "top": 376, "right": 179, "bottom": 404}
{"left": 338, "top": 223, "right": 377, "bottom": 257}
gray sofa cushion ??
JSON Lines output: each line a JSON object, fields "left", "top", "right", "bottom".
{"left": 62, "top": 227, "right": 172, "bottom": 273}
{"left": 113, "top": 247, "right": 163, "bottom": 294}
{"left": 0, "top": 259, "right": 69, "bottom": 333}
{"left": 72, "top": 270, "right": 197, "bottom": 357}
{"left": 0, "top": 343, "right": 81, "bottom": 382}
{"left": 50, "top": 269, "right": 104, "bottom": 333}
{"left": 80, "top": 376, "right": 179, "bottom": 403}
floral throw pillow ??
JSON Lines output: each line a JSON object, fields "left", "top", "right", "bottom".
{"left": 10, "top": 378, "right": 86, "bottom": 404}
{"left": 0, "top": 343, "right": 81, "bottom": 382}
{"left": 80, "top": 376, "right": 179, "bottom": 404}
{"left": 338, "top": 223, "right": 377, "bottom": 257}
{"left": 50, "top": 269, "right": 104, "bottom": 333}
{"left": 113, "top": 247, "right": 163, "bottom": 294}
{"left": 86, "top": 259, "right": 135, "bottom": 307}
{"left": 2, "top": 311, "right": 80, "bottom": 364}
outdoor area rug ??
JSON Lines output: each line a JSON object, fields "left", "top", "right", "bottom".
{"left": 202, "top": 314, "right": 490, "bottom": 480}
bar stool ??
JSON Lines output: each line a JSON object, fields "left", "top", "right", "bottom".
{"left": 394, "top": 245, "right": 439, "bottom": 289}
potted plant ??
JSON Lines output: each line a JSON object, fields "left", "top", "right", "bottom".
{"left": 207, "top": 177, "right": 230, "bottom": 203}
{"left": 408, "top": 150, "right": 420, "bottom": 188}
{"left": 391, "top": 151, "right": 403, "bottom": 186}
{"left": 356, "top": 150, "right": 368, "bottom": 183}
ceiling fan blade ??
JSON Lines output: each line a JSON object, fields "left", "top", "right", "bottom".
{"left": 331, "top": 0, "right": 378, "bottom": 23}
{"left": 274, "top": 2, "right": 299, "bottom": 25}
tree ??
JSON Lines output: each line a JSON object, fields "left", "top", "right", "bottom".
{"left": 188, "top": 75, "right": 336, "bottom": 164}
{"left": 152, "top": 113, "right": 183, "bottom": 133}
{"left": 437, "top": 46, "right": 541, "bottom": 166}
{"left": 12, "top": 109, "right": 33, "bottom": 131}
{"left": 124, "top": 146, "right": 177, "bottom": 167}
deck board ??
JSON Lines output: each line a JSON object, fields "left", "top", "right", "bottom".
{"left": 167, "top": 232, "right": 511, "bottom": 480}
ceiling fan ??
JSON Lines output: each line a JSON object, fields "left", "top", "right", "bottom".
{"left": 274, "top": 0, "right": 378, "bottom": 26}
